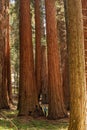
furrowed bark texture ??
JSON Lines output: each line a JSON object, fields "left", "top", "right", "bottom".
{"left": 19, "top": 0, "right": 38, "bottom": 116}
{"left": 45, "top": 0, "right": 67, "bottom": 119}
{"left": 35, "top": 0, "right": 42, "bottom": 98}
{"left": 65, "top": 0, "right": 86, "bottom": 129}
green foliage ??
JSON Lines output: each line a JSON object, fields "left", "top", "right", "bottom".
{"left": 56, "top": 0, "right": 66, "bottom": 44}
{"left": 40, "top": 0, "right": 46, "bottom": 46}
{"left": 0, "top": 120, "right": 68, "bottom": 130}
{"left": 9, "top": 0, "right": 19, "bottom": 88}
{"left": 0, "top": 110, "right": 68, "bottom": 130}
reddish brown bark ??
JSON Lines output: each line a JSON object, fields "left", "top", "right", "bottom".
{"left": 62, "top": 55, "right": 70, "bottom": 110}
{"left": 0, "top": 0, "right": 10, "bottom": 109}
{"left": 18, "top": 0, "right": 40, "bottom": 116}
{"left": 2, "top": 34, "right": 9, "bottom": 109}
{"left": 60, "top": 40, "right": 70, "bottom": 110}
{"left": 63, "top": 1, "right": 70, "bottom": 111}
{"left": 35, "top": 0, "right": 42, "bottom": 98}
{"left": 41, "top": 45, "right": 48, "bottom": 104}
{"left": 0, "top": 34, "right": 10, "bottom": 109}
{"left": 45, "top": 0, "right": 67, "bottom": 119}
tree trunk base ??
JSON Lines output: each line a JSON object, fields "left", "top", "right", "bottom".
{"left": 18, "top": 105, "right": 44, "bottom": 118}
{"left": 47, "top": 113, "right": 68, "bottom": 120}
{"left": 31, "top": 105, "right": 44, "bottom": 118}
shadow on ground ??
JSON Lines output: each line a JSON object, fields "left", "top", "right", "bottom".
{"left": 0, "top": 110, "right": 69, "bottom": 130}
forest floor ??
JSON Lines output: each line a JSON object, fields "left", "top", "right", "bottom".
{"left": 0, "top": 109, "right": 69, "bottom": 130}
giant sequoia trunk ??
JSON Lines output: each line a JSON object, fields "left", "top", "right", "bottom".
{"left": 41, "top": 45, "right": 48, "bottom": 104}
{"left": 63, "top": 0, "right": 70, "bottom": 111}
{"left": 62, "top": 56, "right": 70, "bottom": 110}
{"left": 45, "top": 0, "right": 67, "bottom": 119}
{"left": 0, "top": 0, "right": 10, "bottom": 109}
{"left": 65, "top": 0, "right": 86, "bottom": 130}
{"left": 82, "top": 0, "right": 87, "bottom": 90}
{"left": 18, "top": 0, "right": 39, "bottom": 116}
{"left": 0, "top": 33, "right": 9, "bottom": 109}
{"left": 35, "top": 0, "right": 42, "bottom": 98}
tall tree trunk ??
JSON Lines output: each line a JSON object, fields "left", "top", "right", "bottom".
{"left": 0, "top": 33, "right": 9, "bottom": 109}
{"left": 45, "top": 0, "right": 67, "bottom": 119}
{"left": 0, "top": 0, "right": 10, "bottom": 109}
{"left": 18, "top": 0, "right": 40, "bottom": 116}
{"left": 35, "top": 0, "right": 42, "bottom": 99}
{"left": 82, "top": 0, "right": 87, "bottom": 90}
{"left": 41, "top": 45, "right": 48, "bottom": 104}
{"left": 82, "top": 2, "right": 87, "bottom": 126}
{"left": 0, "top": 37, "right": 5, "bottom": 108}
{"left": 65, "top": 0, "right": 86, "bottom": 130}
{"left": 62, "top": 55, "right": 70, "bottom": 110}
{"left": 63, "top": 0, "right": 70, "bottom": 111}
